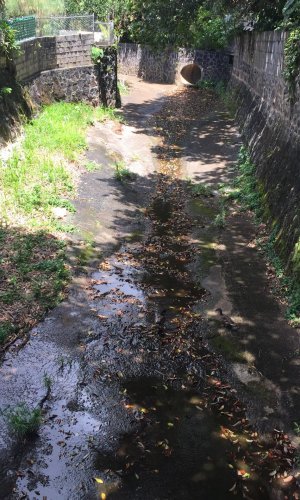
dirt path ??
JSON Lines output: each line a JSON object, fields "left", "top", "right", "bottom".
{"left": 0, "top": 77, "right": 299, "bottom": 499}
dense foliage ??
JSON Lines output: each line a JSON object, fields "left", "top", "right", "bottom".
{"left": 283, "top": 28, "right": 300, "bottom": 93}
{"left": 0, "top": 19, "right": 20, "bottom": 59}
{"left": 0, "top": 0, "right": 299, "bottom": 48}
{"left": 283, "top": 0, "right": 300, "bottom": 28}
{"left": 65, "top": 0, "right": 132, "bottom": 38}
{"left": 190, "top": 6, "right": 236, "bottom": 50}
{"left": 63, "top": 0, "right": 300, "bottom": 48}
{"left": 5, "top": 0, "right": 64, "bottom": 17}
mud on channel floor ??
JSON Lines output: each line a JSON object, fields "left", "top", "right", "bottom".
{"left": 0, "top": 77, "right": 299, "bottom": 499}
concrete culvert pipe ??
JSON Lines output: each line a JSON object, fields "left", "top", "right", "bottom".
{"left": 180, "top": 63, "right": 202, "bottom": 85}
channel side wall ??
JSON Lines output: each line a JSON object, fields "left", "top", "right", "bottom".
{"left": 231, "top": 31, "right": 300, "bottom": 273}
{"left": 0, "top": 34, "right": 118, "bottom": 142}
{"left": 118, "top": 43, "right": 232, "bottom": 84}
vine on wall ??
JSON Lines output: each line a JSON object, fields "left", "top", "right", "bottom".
{"left": 283, "top": 28, "right": 300, "bottom": 96}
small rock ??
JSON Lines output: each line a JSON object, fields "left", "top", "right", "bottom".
{"left": 52, "top": 207, "right": 68, "bottom": 219}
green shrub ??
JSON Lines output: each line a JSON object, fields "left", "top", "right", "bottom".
{"left": 91, "top": 47, "right": 104, "bottom": 64}
{"left": 190, "top": 6, "right": 235, "bottom": 50}
{"left": 0, "top": 20, "right": 20, "bottom": 60}
{"left": 283, "top": 28, "right": 300, "bottom": 95}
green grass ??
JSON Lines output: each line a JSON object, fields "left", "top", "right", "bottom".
{"left": 0, "top": 101, "right": 120, "bottom": 345}
{"left": 85, "top": 160, "right": 101, "bottom": 172}
{"left": 4, "top": 404, "right": 42, "bottom": 437}
{"left": 0, "top": 322, "right": 15, "bottom": 344}
{"left": 0, "top": 228, "right": 70, "bottom": 344}
{"left": 5, "top": 0, "right": 64, "bottom": 17}
{"left": 213, "top": 210, "right": 226, "bottom": 229}
{"left": 214, "top": 81, "right": 237, "bottom": 117}
{"left": 118, "top": 79, "right": 130, "bottom": 95}
{"left": 95, "top": 106, "right": 120, "bottom": 123}
{"left": 114, "top": 161, "right": 136, "bottom": 182}
{"left": 196, "top": 79, "right": 216, "bottom": 90}
{"left": 196, "top": 79, "right": 237, "bottom": 117}
{"left": 77, "top": 236, "right": 99, "bottom": 267}
{"left": 0, "top": 102, "right": 118, "bottom": 228}
{"left": 189, "top": 181, "right": 213, "bottom": 197}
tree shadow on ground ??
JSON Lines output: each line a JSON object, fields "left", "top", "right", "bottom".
{"left": 83, "top": 152, "right": 300, "bottom": 429}
{"left": 93, "top": 376, "right": 269, "bottom": 500}
{"left": 120, "top": 86, "right": 239, "bottom": 170}
{"left": 1, "top": 82, "right": 299, "bottom": 498}
{"left": 86, "top": 79, "right": 300, "bottom": 429}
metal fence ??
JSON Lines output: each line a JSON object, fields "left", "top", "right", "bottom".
{"left": 3, "top": 14, "right": 114, "bottom": 44}
{"left": 7, "top": 15, "right": 36, "bottom": 41}
{"left": 37, "top": 14, "right": 95, "bottom": 37}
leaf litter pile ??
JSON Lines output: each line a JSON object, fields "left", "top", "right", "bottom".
{"left": 88, "top": 87, "right": 299, "bottom": 499}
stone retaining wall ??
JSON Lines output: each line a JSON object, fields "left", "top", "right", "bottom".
{"left": 14, "top": 34, "right": 95, "bottom": 81}
{"left": 28, "top": 48, "right": 119, "bottom": 108}
{"left": 0, "top": 36, "right": 118, "bottom": 142}
{"left": 28, "top": 66, "right": 99, "bottom": 106}
{"left": 231, "top": 31, "right": 300, "bottom": 273}
{"left": 118, "top": 43, "right": 232, "bottom": 84}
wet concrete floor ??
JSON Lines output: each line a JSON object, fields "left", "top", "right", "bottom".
{"left": 0, "top": 77, "right": 299, "bottom": 499}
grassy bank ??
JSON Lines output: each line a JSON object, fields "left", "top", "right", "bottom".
{"left": 0, "top": 102, "right": 118, "bottom": 347}
{"left": 0, "top": 102, "right": 116, "bottom": 230}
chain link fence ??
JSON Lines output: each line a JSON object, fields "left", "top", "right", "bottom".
{"left": 37, "top": 14, "right": 95, "bottom": 37}
{"left": 3, "top": 14, "right": 114, "bottom": 44}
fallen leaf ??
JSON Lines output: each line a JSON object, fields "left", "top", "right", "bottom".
{"left": 269, "top": 470, "right": 278, "bottom": 477}
{"left": 282, "top": 476, "right": 294, "bottom": 484}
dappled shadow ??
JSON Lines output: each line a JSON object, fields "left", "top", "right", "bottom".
{"left": 0, "top": 226, "right": 69, "bottom": 353}
{"left": 69, "top": 79, "right": 300, "bottom": 430}
{"left": 93, "top": 376, "right": 269, "bottom": 500}
{"left": 87, "top": 163, "right": 299, "bottom": 421}
{"left": 120, "top": 85, "right": 239, "bottom": 173}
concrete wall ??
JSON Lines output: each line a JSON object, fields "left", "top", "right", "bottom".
{"left": 118, "top": 43, "right": 232, "bottom": 84}
{"left": 231, "top": 31, "right": 300, "bottom": 272}
{"left": 14, "top": 34, "right": 95, "bottom": 82}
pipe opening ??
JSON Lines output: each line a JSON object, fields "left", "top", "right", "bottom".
{"left": 180, "top": 63, "right": 202, "bottom": 85}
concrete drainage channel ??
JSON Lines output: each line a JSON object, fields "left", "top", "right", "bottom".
{"left": 0, "top": 77, "right": 299, "bottom": 498}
